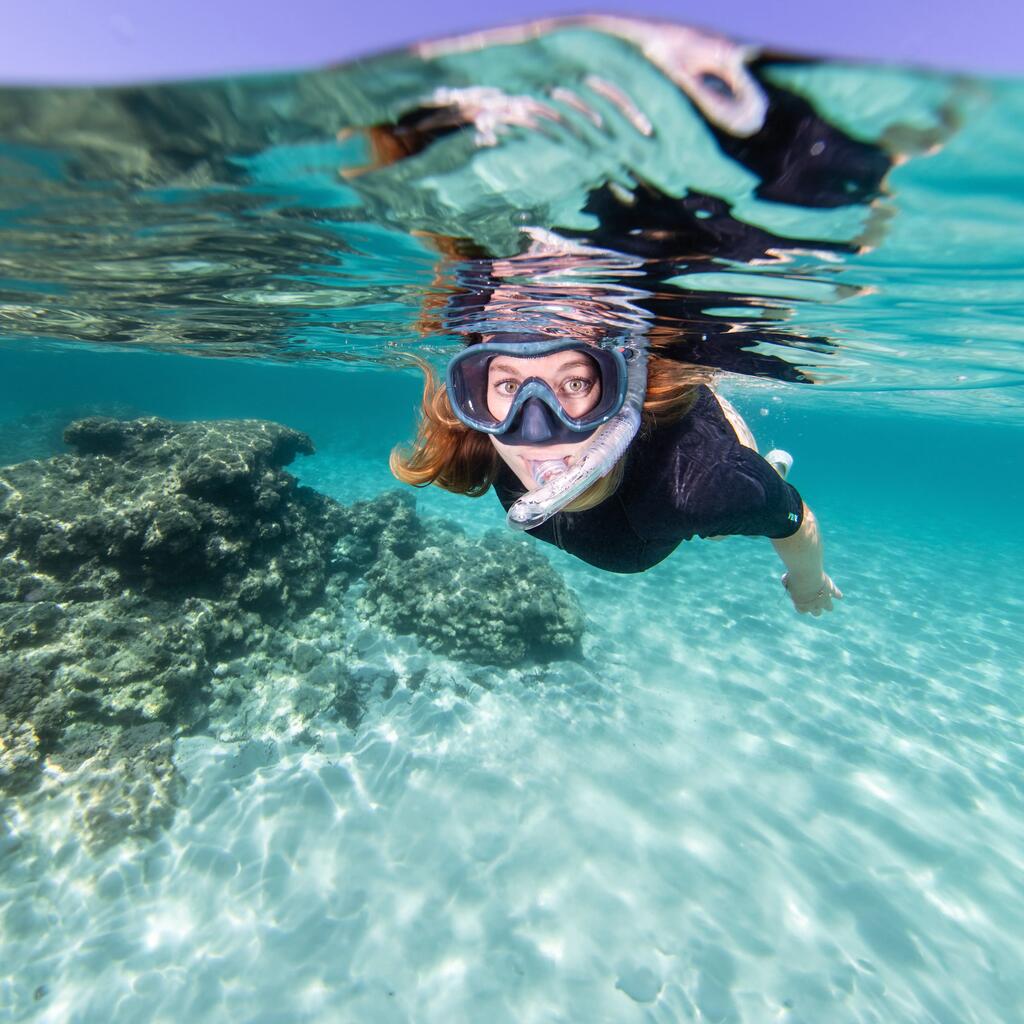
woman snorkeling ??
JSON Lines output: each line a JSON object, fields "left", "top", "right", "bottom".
{"left": 334, "top": 15, "right": 958, "bottom": 616}
{"left": 391, "top": 329, "right": 842, "bottom": 615}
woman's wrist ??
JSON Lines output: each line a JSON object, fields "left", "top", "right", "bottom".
{"left": 782, "top": 570, "right": 828, "bottom": 602}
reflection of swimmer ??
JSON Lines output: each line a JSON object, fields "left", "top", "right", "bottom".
{"left": 346, "top": 25, "right": 897, "bottom": 385}
{"left": 413, "top": 16, "right": 894, "bottom": 207}
{"left": 392, "top": 334, "right": 842, "bottom": 615}
{"left": 365, "top": 20, "right": 888, "bottom": 612}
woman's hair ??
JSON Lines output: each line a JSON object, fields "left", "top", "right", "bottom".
{"left": 390, "top": 352, "right": 710, "bottom": 511}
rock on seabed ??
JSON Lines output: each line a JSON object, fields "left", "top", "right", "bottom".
{"left": 0, "top": 416, "right": 583, "bottom": 846}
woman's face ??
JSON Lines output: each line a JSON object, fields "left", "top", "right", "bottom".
{"left": 485, "top": 349, "right": 604, "bottom": 491}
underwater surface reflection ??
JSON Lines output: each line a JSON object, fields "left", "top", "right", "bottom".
{"left": 1, "top": 16, "right": 1023, "bottom": 1024}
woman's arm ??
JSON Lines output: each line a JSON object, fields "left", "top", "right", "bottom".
{"left": 771, "top": 503, "right": 843, "bottom": 615}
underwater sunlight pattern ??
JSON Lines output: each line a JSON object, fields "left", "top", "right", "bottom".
{"left": 1, "top": 16, "right": 1023, "bottom": 1023}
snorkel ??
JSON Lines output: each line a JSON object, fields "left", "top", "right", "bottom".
{"left": 505, "top": 337, "right": 648, "bottom": 531}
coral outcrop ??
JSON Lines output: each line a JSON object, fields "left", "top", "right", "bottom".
{"left": 0, "top": 416, "right": 346, "bottom": 844}
{"left": 2, "top": 415, "right": 343, "bottom": 611}
{"left": 0, "top": 416, "right": 583, "bottom": 846}
{"left": 359, "top": 517, "right": 583, "bottom": 663}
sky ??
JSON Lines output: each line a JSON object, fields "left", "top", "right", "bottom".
{"left": 1, "top": 0, "right": 1021, "bottom": 85}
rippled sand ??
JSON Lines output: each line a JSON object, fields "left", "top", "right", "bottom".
{"left": 2, "top": 479, "right": 1019, "bottom": 1023}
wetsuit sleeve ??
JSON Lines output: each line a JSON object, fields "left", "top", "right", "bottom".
{"left": 693, "top": 447, "right": 805, "bottom": 539}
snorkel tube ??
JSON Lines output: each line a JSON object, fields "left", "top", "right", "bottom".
{"left": 506, "top": 339, "right": 648, "bottom": 531}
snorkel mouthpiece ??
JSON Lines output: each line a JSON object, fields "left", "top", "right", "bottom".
{"left": 506, "top": 340, "right": 648, "bottom": 531}
{"left": 531, "top": 458, "right": 570, "bottom": 487}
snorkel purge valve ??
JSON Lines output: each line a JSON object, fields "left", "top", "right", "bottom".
{"left": 506, "top": 339, "right": 648, "bottom": 531}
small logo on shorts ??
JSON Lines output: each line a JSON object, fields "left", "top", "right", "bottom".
{"left": 788, "top": 513, "right": 799, "bottom": 522}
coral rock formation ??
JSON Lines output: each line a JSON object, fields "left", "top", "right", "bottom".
{"left": 0, "top": 417, "right": 342, "bottom": 843}
{"left": 0, "top": 416, "right": 583, "bottom": 846}
{"left": 360, "top": 517, "right": 583, "bottom": 663}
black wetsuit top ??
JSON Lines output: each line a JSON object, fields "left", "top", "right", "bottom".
{"left": 493, "top": 386, "right": 804, "bottom": 573}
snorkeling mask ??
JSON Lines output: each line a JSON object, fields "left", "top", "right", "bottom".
{"left": 445, "top": 334, "right": 650, "bottom": 531}
{"left": 445, "top": 336, "right": 634, "bottom": 445}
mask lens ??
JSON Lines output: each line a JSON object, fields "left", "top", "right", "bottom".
{"left": 447, "top": 340, "right": 627, "bottom": 435}
{"left": 484, "top": 350, "right": 602, "bottom": 423}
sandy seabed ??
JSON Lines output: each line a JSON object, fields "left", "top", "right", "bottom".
{"left": 1, "top": 458, "right": 1020, "bottom": 1024}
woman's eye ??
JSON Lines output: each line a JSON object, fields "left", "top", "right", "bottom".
{"left": 562, "top": 377, "right": 594, "bottom": 396}
{"left": 494, "top": 379, "right": 519, "bottom": 396}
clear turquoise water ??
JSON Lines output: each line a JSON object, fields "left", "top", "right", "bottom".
{"left": 1, "top": 19, "right": 1023, "bottom": 1023}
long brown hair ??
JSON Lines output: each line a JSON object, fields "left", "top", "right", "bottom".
{"left": 390, "top": 352, "right": 709, "bottom": 509}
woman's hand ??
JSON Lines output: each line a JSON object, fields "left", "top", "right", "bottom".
{"left": 782, "top": 572, "right": 843, "bottom": 616}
